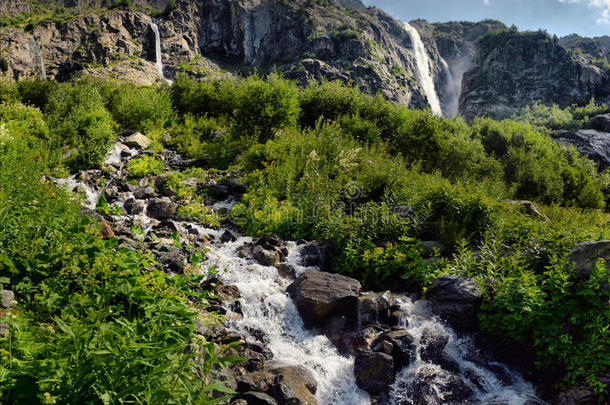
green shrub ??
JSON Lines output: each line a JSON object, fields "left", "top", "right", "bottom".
{"left": 109, "top": 83, "right": 174, "bottom": 132}
{"left": 127, "top": 155, "right": 165, "bottom": 178}
{"left": 231, "top": 74, "right": 299, "bottom": 143}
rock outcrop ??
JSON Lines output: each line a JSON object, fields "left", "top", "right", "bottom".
{"left": 552, "top": 129, "right": 610, "bottom": 171}
{"left": 426, "top": 275, "right": 482, "bottom": 333}
{"left": 460, "top": 30, "right": 610, "bottom": 120}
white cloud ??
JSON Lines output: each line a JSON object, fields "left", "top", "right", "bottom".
{"left": 483, "top": 0, "right": 491, "bottom": 4}
{"left": 559, "top": 0, "right": 610, "bottom": 23}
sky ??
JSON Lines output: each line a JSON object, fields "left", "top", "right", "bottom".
{"left": 362, "top": 0, "right": 610, "bottom": 37}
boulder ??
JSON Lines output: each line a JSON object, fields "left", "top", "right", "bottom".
{"left": 554, "top": 386, "right": 597, "bottom": 405}
{"left": 372, "top": 328, "right": 415, "bottom": 370}
{"left": 358, "top": 292, "right": 393, "bottom": 326}
{"left": 267, "top": 365, "right": 318, "bottom": 405}
{"left": 419, "top": 328, "right": 459, "bottom": 372}
{"left": 133, "top": 186, "right": 156, "bottom": 200}
{"left": 237, "top": 391, "right": 278, "bottom": 405}
{"left": 354, "top": 350, "right": 395, "bottom": 394}
{"left": 426, "top": 275, "right": 482, "bottom": 333}
{"left": 124, "top": 198, "right": 145, "bottom": 215}
{"left": 203, "top": 182, "right": 231, "bottom": 199}
{"left": 567, "top": 240, "right": 610, "bottom": 277}
{"left": 410, "top": 366, "right": 474, "bottom": 405}
{"left": 221, "top": 230, "right": 238, "bottom": 243}
{"left": 252, "top": 245, "right": 281, "bottom": 267}
{"left": 300, "top": 240, "right": 337, "bottom": 271}
{"left": 124, "top": 132, "right": 151, "bottom": 149}
{"left": 1, "top": 290, "right": 15, "bottom": 308}
{"left": 162, "top": 248, "right": 186, "bottom": 272}
{"left": 287, "top": 270, "right": 361, "bottom": 329}
{"left": 552, "top": 130, "right": 610, "bottom": 171}
{"left": 591, "top": 113, "right": 610, "bottom": 132}
{"left": 99, "top": 221, "right": 115, "bottom": 240}
{"left": 508, "top": 200, "right": 549, "bottom": 221}
{"left": 146, "top": 197, "right": 177, "bottom": 220}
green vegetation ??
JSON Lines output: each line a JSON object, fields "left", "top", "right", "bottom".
{"left": 0, "top": 73, "right": 608, "bottom": 399}
{"left": 0, "top": 123, "right": 241, "bottom": 403}
{"left": 512, "top": 99, "right": 610, "bottom": 130}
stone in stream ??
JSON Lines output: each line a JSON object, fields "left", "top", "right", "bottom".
{"left": 287, "top": 270, "right": 362, "bottom": 329}
{"left": 354, "top": 349, "right": 395, "bottom": 394}
{"left": 146, "top": 197, "right": 177, "bottom": 220}
{"left": 358, "top": 292, "right": 393, "bottom": 327}
{"left": 124, "top": 132, "right": 151, "bottom": 149}
{"left": 426, "top": 275, "right": 482, "bottom": 333}
{"left": 409, "top": 365, "right": 474, "bottom": 405}
{"left": 162, "top": 248, "right": 186, "bottom": 272}
{"left": 252, "top": 245, "right": 281, "bottom": 267}
{"left": 221, "top": 229, "right": 238, "bottom": 243}
{"left": 372, "top": 328, "right": 416, "bottom": 370}
{"left": 133, "top": 186, "right": 156, "bottom": 200}
{"left": 267, "top": 365, "right": 318, "bottom": 405}
{"left": 124, "top": 198, "right": 145, "bottom": 215}
{"left": 419, "top": 328, "right": 460, "bottom": 373}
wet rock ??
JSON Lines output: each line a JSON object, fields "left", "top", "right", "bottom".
{"left": 427, "top": 275, "right": 482, "bottom": 333}
{"left": 419, "top": 328, "right": 459, "bottom": 372}
{"left": 203, "top": 182, "right": 231, "bottom": 199}
{"left": 354, "top": 350, "right": 395, "bottom": 394}
{"left": 567, "top": 240, "right": 610, "bottom": 278}
{"left": 99, "top": 221, "right": 115, "bottom": 240}
{"left": 103, "top": 185, "right": 119, "bottom": 202}
{"left": 358, "top": 292, "right": 393, "bottom": 326}
{"left": 146, "top": 197, "right": 177, "bottom": 220}
{"left": 124, "top": 198, "right": 145, "bottom": 215}
{"left": 153, "top": 175, "right": 175, "bottom": 197}
{"left": 252, "top": 245, "right": 281, "bottom": 267}
{"left": 1, "top": 290, "right": 15, "bottom": 308}
{"left": 237, "top": 391, "right": 278, "bottom": 405}
{"left": 341, "top": 326, "right": 380, "bottom": 355}
{"left": 162, "top": 248, "right": 186, "bottom": 272}
{"left": 373, "top": 328, "right": 415, "bottom": 370}
{"left": 300, "top": 240, "right": 337, "bottom": 271}
{"left": 554, "top": 386, "right": 597, "bottom": 405}
{"left": 278, "top": 263, "right": 297, "bottom": 279}
{"left": 215, "top": 283, "right": 241, "bottom": 302}
{"left": 268, "top": 365, "right": 318, "bottom": 405}
{"left": 508, "top": 200, "right": 549, "bottom": 221}
{"left": 223, "top": 177, "right": 247, "bottom": 196}
{"left": 153, "top": 220, "right": 180, "bottom": 237}
{"left": 133, "top": 186, "right": 156, "bottom": 200}
{"left": 221, "top": 229, "right": 238, "bottom": 243}
{"left": 124, "top": 132, "right": 151, "bottom": 149}
{"left": 410, "top": 366, "right": 474, "bottom": 405}
{"left": 287, "top": 270, "right": 361, "bottom": 329}
{"left": 591, "top": 113, "right": 610, "bottom": 132}
{"left": 236, "top": 372, "right": 274, "bottom": 393}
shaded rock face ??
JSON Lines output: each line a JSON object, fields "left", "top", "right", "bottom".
{"left": 567, "top": 240, "right": 610, "bottom": 277}
{"left": 552, "top": 130, "right": 610, "bottom": 171}
{"left": 460, "top": 30, "right": 610, "bottom": 120}
{"left": 354, "top": 350, "right": 395, "bottom": 394}
{"left": 426, "top": 275, "right": 482, "bottom": 333}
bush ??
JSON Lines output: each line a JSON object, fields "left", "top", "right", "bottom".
{"left": 231, "top": 74, "right": 299, "bottom": 143}
{"left": 45, "top": 82, "right": 117, "bottom": 170}
{"left": 109, "top": 83, "right": 174, "bottom": 132}
{"left": 127, "top": 155, "right": 165, "bottom": 178}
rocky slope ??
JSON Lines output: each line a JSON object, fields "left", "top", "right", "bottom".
{"left": 460, "top": 29, "right": 610, "bottom": 120}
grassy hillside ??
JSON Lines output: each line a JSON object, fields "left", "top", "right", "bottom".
{"left": 0, "top": 75, "right": 608, "bottom": 401}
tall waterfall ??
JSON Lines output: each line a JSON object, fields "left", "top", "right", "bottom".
{"left": 403, "top": 22, "right": 442, "bottom": 116}
{"left": 441, "top": 58, "right": 461, "bottom": 117}
{"left": 150, "top": 22, "right": 171, "bottom": 84}
{"left": 30, "top": 38, "right": 47, "bottom": 80}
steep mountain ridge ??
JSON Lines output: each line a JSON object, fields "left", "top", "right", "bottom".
{"left": 0, "top": 0, "right": 609, "bottom": 120}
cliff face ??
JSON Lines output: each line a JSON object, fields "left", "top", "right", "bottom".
{"left": 460, "top": 30, "right": 610, "bottom": 120}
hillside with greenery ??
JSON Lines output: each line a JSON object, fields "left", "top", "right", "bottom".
{"left": 0, "top": 75, "right": 609, "bottom": 403}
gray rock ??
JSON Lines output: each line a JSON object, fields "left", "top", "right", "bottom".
{"left": 552, "top": 130, "right": 610, "bottom": 171}
{"left": 237, "top": 391, "right": 278, "bottom": 405}
{"left": 354, "top": 350, "right": 395, "bottom": 394}
{"left": 591, "top": 113, "right": 610, "bottom": 132}
{"left": 1, "top": 290, "right": 15, "bottom": 308}
{"left": 133, "top": 186, "right": 156, "bottom": 200}
{"left": 287, "top": 270, "right": 361, "bottom": 329}
{"left": 373, "top": 328, "right": 416, "bottom": 370}
{"left": 124, "top": 133, "right": 151, "bottom": 149}
{"left": 163, "top": 248, "right": 186, "bottom": 272}
{"left": 146, "top": 197, "right": 177, "bottom": 220}
{"left": 409, "top": 366, "right": 474, "bottom": 405}
{"left": 358, "top": 292, "right": 393, "bottom": 326}
{"left": 567, "top": 240, "right": 610, "bottom": 277}
{"left": 554, "top": 386, "right": 597, "bottom": 405}
{"left": 252, "top": 245, "right": 281, "bottom": 267}
{"left": 221, "top": 230, "right": 238, "bottom": 243}
{"left": 508, "top": 200, "right": 549, "bottom": 221}
{"left": 124, "top": 198, "right": 145, "bottom": 215}
{"left": 267, "top": 365, "right": 318, "bottom": 405}
{"left": 427, "top": 275, "right": 482, "bottom": 333}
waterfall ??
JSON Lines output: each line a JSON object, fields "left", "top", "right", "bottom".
{"left": 403, "top": 22, "right": 442, "bottom": 116}
{"left": 150, "top": 22, "right": 171, "bottom": 84}
{"left": 389, "top": 298, "right": 543, "bottom": 405}
{"left": 30, "top": 38, "right": 47, "bottom": 80}
{"left": 441, "top": 58, "right": 461, "bottom": 117}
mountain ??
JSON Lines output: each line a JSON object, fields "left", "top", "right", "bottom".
{"left": 0, "top": 0, "right": 609, "bottom": 120}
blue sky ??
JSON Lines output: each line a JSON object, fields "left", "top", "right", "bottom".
{"left": 363, "top": 0, "right": 610, "bottom": 37}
